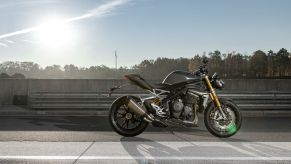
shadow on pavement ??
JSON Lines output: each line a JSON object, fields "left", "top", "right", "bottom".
{"left": 120, "top": 136, "right": 291, "bottom": 163}
{"left": 0, "top": 116, "right": 291, "bottom": 142}
{"left": 0, "top": 116, "right": 206, "bottom": 132}
{"left": 0, "top": 116, "right": 291, "bottom": 132}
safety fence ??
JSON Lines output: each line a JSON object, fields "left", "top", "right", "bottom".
{"left": 28, "top": 91, "right": 291, "bottom": 111}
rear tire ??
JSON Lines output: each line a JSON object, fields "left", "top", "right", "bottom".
{"left": 204, "top": 98, "right": 242, "bottom": 138}
{"left": 109, "top": 96, "right": 148, "bottom": 137}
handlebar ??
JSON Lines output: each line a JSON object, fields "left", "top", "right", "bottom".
{"left": 194, "top": 64, "right": 208, "bottom": 76}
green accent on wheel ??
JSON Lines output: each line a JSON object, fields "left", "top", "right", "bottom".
{"left": 227, "top": 123, "right": 237, "bottom": 134}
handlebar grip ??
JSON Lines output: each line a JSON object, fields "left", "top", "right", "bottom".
{"left": 195, "top": 65, "right": 208, "bottom": 76}
{"left": 195, "top": 70, "right": 201, "bottom": 76}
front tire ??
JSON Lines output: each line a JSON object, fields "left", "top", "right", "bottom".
{"left": 204, "top": 98, "right": 242, "bottom": 138}
{"left": 109, "top": 96, "right": 148, "bottom": 137}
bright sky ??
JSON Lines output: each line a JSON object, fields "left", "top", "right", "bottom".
{"left": 0, "top": 0, "right": 291, "bottom": 68}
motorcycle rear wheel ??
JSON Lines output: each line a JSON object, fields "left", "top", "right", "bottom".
{"left": 109, "top": 96, "right": 148, "bottom": 137}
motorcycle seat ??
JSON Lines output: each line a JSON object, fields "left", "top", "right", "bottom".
{"left": 124, "top": 74, "right": 154, "bottom": 91}
{"left": 153, "top": 83, "right": 171, "bottom": 90}
{"left": 124, "top": 74, "right": 172, "bottom": 91}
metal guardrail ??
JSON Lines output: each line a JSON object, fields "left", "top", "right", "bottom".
{"left": 28, "top": 91, "right": 291, "bottom": 110}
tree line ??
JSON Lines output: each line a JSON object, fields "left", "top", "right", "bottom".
{"left": 0, "top": 48, "right": 290, "bottom": 80}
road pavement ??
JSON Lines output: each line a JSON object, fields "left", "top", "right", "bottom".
{"left": 0, "top": 116, "right": 291, "bottom": 163}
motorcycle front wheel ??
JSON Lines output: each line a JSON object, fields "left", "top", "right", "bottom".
{"left": 109, "top": 96, "right": 148, "bottom": 137}
{"left": 204, "top": 98, "right": 242, "bottom": 138}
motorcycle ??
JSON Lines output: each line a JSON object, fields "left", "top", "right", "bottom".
{"left": 108, "top": 58, "right": 242, "bottom": 137}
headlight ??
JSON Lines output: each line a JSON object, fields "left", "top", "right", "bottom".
{"left": 210, "top": 73, "right": 224, "bottom": 89}
{"left": 212, "top": 79, "right": 224, "bottom": 89}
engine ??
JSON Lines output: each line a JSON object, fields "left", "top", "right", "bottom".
{"left": 170, "top": 93, "right": 199, "bottom": 120}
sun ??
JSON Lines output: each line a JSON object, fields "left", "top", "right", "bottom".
{"left": 36, "top": 17, "right": 74, "bottom": 48}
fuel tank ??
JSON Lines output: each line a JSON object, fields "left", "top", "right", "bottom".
{"left": 162, "top": 70, "right": 199, "bottom": 85}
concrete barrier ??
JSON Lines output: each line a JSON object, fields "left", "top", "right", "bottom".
{"left": 0, "top": 79, "right": 28, "bottom": 105}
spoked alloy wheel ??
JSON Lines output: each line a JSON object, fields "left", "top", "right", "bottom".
{"left": 109, "top": 96, "right": 148, "bottom": 137}
{"left": 204, "top": 99, "right": 242, "bottom": 138}
{"left": 114, "top": 104, "right": 143, "bottom": 130}
{"left": 210, "top": 106, "right": 236, "bottom": 133}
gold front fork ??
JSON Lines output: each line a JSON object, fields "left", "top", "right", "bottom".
{"left": 203, "top": 75, "right": 226, "bottom": 118}
{"left": 203, "top": 76, "right": 221, "bottom": 107}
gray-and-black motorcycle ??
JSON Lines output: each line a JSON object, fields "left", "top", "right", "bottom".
{"left": 109, "top": 58, "right": 242, "bottom": 138}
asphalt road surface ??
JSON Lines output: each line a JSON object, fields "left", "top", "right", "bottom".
{"left": 0, "top": 116, "right": 291, "bottom": 163}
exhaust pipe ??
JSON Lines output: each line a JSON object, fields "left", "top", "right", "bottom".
{"left": 127, "top": 98, "right": 154, "bottom": 122}
{"left": 127, "top": 98, "right": 168, "bottom": 127}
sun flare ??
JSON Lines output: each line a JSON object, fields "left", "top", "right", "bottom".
{"left": 36, "top": 18, "right": 74, "bottom": 48}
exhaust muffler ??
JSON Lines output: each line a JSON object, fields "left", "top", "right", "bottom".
{"left": 127, "top": 98, "right": 168, "bottom": 127}
{"left": 127, "top": 98, "right": 154, "bottom": 122}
